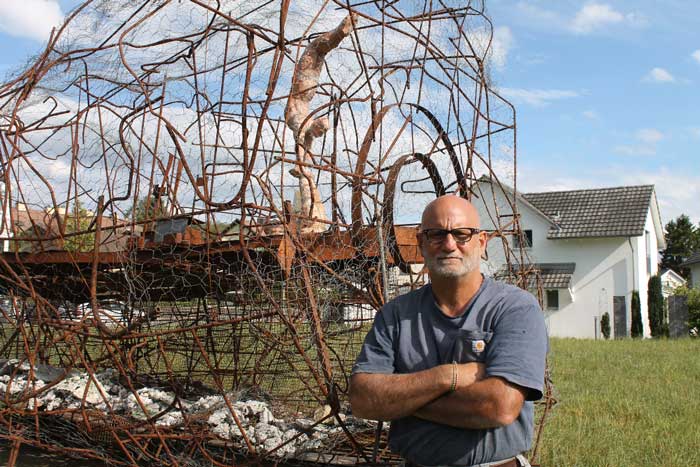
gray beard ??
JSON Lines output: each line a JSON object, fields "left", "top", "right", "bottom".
{"left": 423, "top": 247, "right": 481, "bottom": 279}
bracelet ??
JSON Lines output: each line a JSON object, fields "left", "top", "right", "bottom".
{"left": 449, "top": 361, "right": 457, "bottom": 392}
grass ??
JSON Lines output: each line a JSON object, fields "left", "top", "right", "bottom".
{"left": 0, "top": 314, "right": 370, "bottom": 416}
{"left": 5, "top": 319, "right": 699, "bottom": 466}
{"left": 536, "top": 338, "right": 700, "bottom": 467}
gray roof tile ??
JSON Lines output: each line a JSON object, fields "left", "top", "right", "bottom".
{"left": 522, "top": 185, "right": 654, "bottom": 239}
{"left": 681, "top": 251, "right": 700, "bottom": 266}
{"left": 497, "top": 263, "right": 575, "bottom": 289}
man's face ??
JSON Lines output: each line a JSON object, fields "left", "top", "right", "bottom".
{"left": 418, "top": 201, "right": 486, "bottom": 279}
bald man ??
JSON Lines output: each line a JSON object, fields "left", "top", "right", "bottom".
{"left": 349, "top": 195, "right": 548, "bottom": 467}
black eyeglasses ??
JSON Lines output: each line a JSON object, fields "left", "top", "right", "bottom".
{"left": 420, "top": 227, "right": 480, "bottom": 244}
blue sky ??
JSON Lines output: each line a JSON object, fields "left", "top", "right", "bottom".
{"left": 1, "top": 0, "right": 698, "bottom": 225}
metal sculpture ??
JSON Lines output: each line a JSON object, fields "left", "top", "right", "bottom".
{"left": 0, "top": 1, "right": 554, "bottom": 465}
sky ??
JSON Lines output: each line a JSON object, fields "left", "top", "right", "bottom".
{"left": 0, "top": 0, "right": 698, "bottom": 226}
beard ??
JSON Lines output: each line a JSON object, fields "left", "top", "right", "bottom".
{"left": 422, "top": 245, "right": 481, "bottom": 279}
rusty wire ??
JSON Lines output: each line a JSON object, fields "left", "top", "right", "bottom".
{"left": 0, "top": 1, "right": 553, "bottom": 466}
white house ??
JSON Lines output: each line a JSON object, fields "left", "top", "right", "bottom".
{"left": 659, "top": 268, "right": 686, "bottom": 297}
{"left": 681, "top": 252, "right": 700, "bottom": 288}
{"left": 472, "top": 178, "right": 666, "bottom": 339}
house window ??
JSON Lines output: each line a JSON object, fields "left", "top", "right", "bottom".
{"left": 645, "top": 230, "right": 652, "bottom": 275}
{"left": 546, "top": 290, "right": 559, "bottom": 310}
{"left": 513, "top": 229, "right": 533, "bottom": 249}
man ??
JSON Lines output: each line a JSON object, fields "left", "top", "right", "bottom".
{"left": 349, "top": 195, "right": 548, "bottom": 467}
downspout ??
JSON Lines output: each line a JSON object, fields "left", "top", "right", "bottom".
{"left": 628, "top": 237, "right": 636, "bottom": 333}
{"left": 628, "top": 237, "right": 636, "bottom": 292}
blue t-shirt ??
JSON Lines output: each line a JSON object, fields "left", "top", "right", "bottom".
{"left": 352, "top": 276, "right": 548, "bottom": 466}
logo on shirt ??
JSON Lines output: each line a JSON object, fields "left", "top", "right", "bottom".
{"left": 472, "top": 339, "right": 486, "bottom": 353}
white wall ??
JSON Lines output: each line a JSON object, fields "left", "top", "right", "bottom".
{"left": 473, "top": 181, "right": 658, "bottom": 338}
{"left": 689, "top": 264, "right": 700, "bottom": 289}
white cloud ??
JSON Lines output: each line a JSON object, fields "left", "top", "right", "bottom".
{"left": 636, "top": 128, "right": 664, "bottom": 144}
{"left": 515, "top": 2, "right": 562, "bottom": 26}
{"left": 613, "top": 144, "right": 656, "bottom": 157}
{"left": 644, "top": 67, "right": 675, "bottom": 83}
{"left": 44, "top": 159, "right": 71, "bottom": 178}
{"left": 582, "top": 110, "right": 599, "bottom": 120}
{"left": 490, "top": 26, "right": 514, "bottom": 70}
{"left": 570, "top": 3, "right": 624, "bottom": 34}
{"left": 691, "top": 50, "right": 700, "bottom": 64}
{"left": 515, "top": 2, "right": 645, "bottom": 36}
{"left": 619, "top": 169, "right": 700, "bottom": 224}
{"left": 614, "top": 128, "right": 664, "bottom": 156}
{"left": 497, "top": 87, "right": 579, "bottom": 107}
{"left": 517, "top": 166, "right": 700, "bottom": 225}
{"left": 468, "top": 26, "right": 514, "bottom": 71}
{"left": 0, "top": 0, "right": 64, "bottom": 42}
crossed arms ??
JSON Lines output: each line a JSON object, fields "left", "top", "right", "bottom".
{"left": 348, "top": 363, "right": 526, "bottom": 429}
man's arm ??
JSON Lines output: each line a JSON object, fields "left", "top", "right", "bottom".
{"left": 413, "top": 374, "right": 526, "bottom": 429}
{"left": 349, "top": 362, "right": 483, "bottom": 421}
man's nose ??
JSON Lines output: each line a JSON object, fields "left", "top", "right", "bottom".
{"left": 440, "top": 232, "right": 459, "bottom": 250}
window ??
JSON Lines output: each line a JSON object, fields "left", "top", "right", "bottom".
{"left": 513, "top": 229, "right": 533, "bottom": 249}
{"left": 645, "top": 230, "right": 652, "bottom": 275}
{"left": 546, "top": 290, "right": 559, "bottom": 310}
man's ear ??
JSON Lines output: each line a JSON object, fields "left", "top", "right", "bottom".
{"left": 478, "top": 230, "right": 489, "bottom": 248}
{"left": 416, "top": 228, "right": 423, "bottom": 249}
{"left": 478, "top": 231, "right": 489, "bottom": 257}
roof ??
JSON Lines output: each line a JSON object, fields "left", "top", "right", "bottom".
{"left": 681, "top": 251, "right": 700, "bottom": 267}
{"left": 659, "top": 268, "right": 687, "bottom": 285}
{"left": 499, "top": 263, "right": 576, "bottom": 289}
{"left": 7, "top": 205, "right": 134, "bottom": 253}
{"left": 522, "top": 185, "right": 655, "bottom": 239}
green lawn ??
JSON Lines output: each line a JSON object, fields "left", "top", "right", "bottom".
{"left": 536, "top": 338, "right": 700, "bottom": 467}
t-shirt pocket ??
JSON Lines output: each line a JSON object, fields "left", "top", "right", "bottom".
{"left": 450, "top": 329, "right": 493, "bottom": 363}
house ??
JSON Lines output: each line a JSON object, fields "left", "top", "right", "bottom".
{"left": 659, "top": 268, "right": 686, "bottom": 297}
{"left": 4, "top": 203, "right": 137, "bottom": 253}
{"left": 681, "top": 252, "right": 700, "bottom": 288}
{"left": 472, "top": 178, "right": 666, "bottom": 339}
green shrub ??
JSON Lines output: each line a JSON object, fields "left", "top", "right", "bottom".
{"left": 600, "top": 312, "right": 611, "bottom": 339}
{"left": 631, "top": 290, "right": 643, "bottom": 338}
{"left": 673, "top": 286, "right": 700, "bottom": 334}
{"left": 647, "top": 275, "right": 665, "bottom": 337}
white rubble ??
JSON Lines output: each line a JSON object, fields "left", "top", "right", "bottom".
{"left": 0, "top": 362, "right": 373, "bottom": 459}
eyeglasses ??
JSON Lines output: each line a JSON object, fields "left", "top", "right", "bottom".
{"left": 420, "top": 227, "right": 480, "bottom": 244}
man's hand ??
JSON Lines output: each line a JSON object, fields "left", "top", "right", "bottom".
{"left": 349, "top": 362, "right": 485, "bottom": 421}
{"left": 454, "top": 362, "right": 486, "bottom": 391}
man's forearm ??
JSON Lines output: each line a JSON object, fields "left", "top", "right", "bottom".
{"left": 413, "top": 377, "right": 525, "bottom": 429}
{"left": 349, "top": 365, "right": 451, "bottom": 421}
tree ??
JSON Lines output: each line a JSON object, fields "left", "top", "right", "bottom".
{"left": 63, "top": 200, "right": 95, "bottom": 252}
{"left": 630, "top": 290, "right": 643, "bottom": 338}
{"left": 125, "top": 194, "right": 166, "bottom": 222}
{"left": 600, "top": 312, "right": 611, "bottom": 339}
{"left": 674, "top": 286, "right": 700, "bottom": 335}
{"left": 660, "top": 215, "right": 700, "bottom": 279}
{"left": 647, "top": 275, "right": 666, "bottom": 337}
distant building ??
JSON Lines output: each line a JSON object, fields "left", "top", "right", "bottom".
{"left": 659, "top": 268, "right": 686, "bottom": 297}
{"left": 4, "top": 202, "right": 137, "bottom": 253}
{"left": 681, "top": 252, "right": 700, "bottom": 289}
{"left": 472, "top": 178, "right": 666, "bottom": 339}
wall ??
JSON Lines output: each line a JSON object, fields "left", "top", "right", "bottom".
{"left": 661, "top": 272, "right": 686, "bottom": 297}
{"left": 689, "top": 264, "right": 700, "bottom": 289}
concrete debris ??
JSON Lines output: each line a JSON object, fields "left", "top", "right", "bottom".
{"left": 0, "top": 364, "right": 373, "bottom": 459}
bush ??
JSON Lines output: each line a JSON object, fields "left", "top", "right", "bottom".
{"left": 631, "top": 290, "right": 643, "bottom": 338}
{"left": 673, "top": 286, "right": 700, "bottom": 335}
{"left": 601, "top": 312, "right": 611, "bottom": 339}
{"left": 647, "top": 275, "right": 666, "bottom": 337}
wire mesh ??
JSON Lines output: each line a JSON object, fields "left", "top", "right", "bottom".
{"left": 0, "top": 1, "right": 554, "bottom": 465}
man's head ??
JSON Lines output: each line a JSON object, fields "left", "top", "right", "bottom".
{"left": 417, "top": 195, "right": 487, "bottom": 280}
